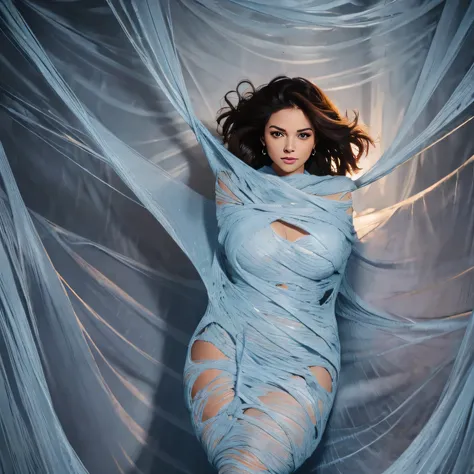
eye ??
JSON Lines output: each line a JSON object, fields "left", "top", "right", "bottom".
{"left": 299, "top": 133, "right": 311, "bottom": 139}
{"left": 270, "top": 131, "right": 283, "bottom": 138}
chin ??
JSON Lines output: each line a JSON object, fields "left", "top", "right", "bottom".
{"left": 275, "top": 160, "right": 303, "bottom": 173}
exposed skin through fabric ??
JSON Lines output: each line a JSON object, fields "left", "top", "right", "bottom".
{"left": 189, "top": 324, "right": 333, "bottom": 473}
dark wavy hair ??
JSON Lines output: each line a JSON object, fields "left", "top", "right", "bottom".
{"left": 216, "top": 76, "right": 374, "bottom": 176}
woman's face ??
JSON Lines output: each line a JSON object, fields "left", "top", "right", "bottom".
{"left": 261, "top": 107, "right": 316, "bottom": 176}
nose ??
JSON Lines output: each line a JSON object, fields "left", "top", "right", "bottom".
{"left": 283, "top": 138, "right": 295, "bottom": 153}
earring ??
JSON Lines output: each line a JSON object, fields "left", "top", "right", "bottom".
{"left": 311, "top": 148, "right": 316, "bottom": 156}
{"left": 262, "top": 147, "right": 267, "bottom": 156}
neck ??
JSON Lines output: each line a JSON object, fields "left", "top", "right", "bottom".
{"left": 271, "top": 163, "right": 305, "bottom": 177}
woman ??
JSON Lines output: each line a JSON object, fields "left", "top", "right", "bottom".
{"left": 184, "top": 76, "right": 373, "bottom": 473}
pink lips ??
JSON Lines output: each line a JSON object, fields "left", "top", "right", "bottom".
{"left": 281, "top": 157, "right": 297, "bottom": 164}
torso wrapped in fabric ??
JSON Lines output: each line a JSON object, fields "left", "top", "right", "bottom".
{"left": 184, "top": 165, "right": 356, "bottom": 473}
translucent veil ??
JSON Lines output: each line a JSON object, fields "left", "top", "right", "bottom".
{"left": 0, "top": 1, "right": 473, "bottom": 473}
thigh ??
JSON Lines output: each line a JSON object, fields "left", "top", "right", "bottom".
{"left": 185, "top": 323, "right": 236, "bottom": 423}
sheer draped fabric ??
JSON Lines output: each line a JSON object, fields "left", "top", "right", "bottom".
{"left": 0, "top": 1, "right": 473, "bottom": 473}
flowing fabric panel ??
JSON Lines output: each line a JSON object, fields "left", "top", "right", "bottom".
{"left": 0, "top": 1, "right": 473, "bottom": 473}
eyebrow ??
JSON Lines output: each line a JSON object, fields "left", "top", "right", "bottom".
{"left": 269, "top": 125, "right": 313, "bottom": 132}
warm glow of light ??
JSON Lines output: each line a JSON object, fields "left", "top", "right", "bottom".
{"left": 351, "top": 139, "right": 382, "bottom": 180}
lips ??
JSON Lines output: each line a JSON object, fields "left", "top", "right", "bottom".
{"left": 281, "top": 157, "right": 297, "bottom": 164}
